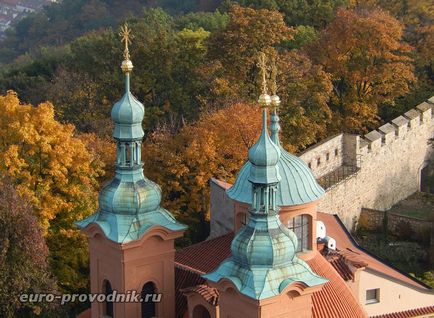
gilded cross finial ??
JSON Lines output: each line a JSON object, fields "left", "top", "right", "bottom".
{"left": 270, "top": 56, "right": 277, "bottom": 96}
{"left": 257, "top": 52, "right": 268, "bottom": 95}
{"left": 257, "top": 52, "right": 271, "bottom": 107}
{"left": 119, "top": 22, "right": 134, "bottom": 73}
{"left": 269, "top": 55, "right": 280, "bottom": 108}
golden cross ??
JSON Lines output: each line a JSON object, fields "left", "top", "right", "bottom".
{"left": 270, "top": 55, "right": 278, "bottom": 96}
{"left": 119, "top": 23, "right": 134, "bottom": 61}
{"left": 257, "top": 52, "right": 268, "bottom": 95}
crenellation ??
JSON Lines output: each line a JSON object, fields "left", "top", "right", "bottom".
{"left": 342, "top": 134, "right": 359, "bottom": 165}
{"left": 416, "top": 102, "right": 432, "bottom": 123}
{"left": 210, "top": 96, "right": 434, "bottom": 236}
{"left": 358, "top": 139, "right": 369, "bottom": 156}
{"left": 403, "top": 109, "right": 421, "bottom": 128}
{"left": 364, "top": 130, "right": 382, "bottom": 151}
{"left": 378, "top": 123, "right": 395, "bottom": 145}
{"left": 391, "top": 116, "right": 409, "bottom": 137}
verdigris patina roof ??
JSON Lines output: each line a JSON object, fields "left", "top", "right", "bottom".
{"left": 227, "top": 108, "right": 324, "bottom": 206}
{"left": 203, "top": 210, "right": 327, "bottom": 299}
{"left": 111, "top": 74, "right": 145, "bottom": 141}
{"left": 204, "top": 91, "right": 327, "bottom": 300}
{"left": 76, "top": 35, "right": 186, "bottom": 243}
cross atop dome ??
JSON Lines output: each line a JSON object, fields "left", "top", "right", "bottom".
{"left": 119, "top": 22, "right": 134, "bottom": 73}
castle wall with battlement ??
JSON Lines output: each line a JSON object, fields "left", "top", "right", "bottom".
{"left": 208, "top": 97, "right": 434, "bottom": 238}
{"left": 298, "top": 97, "right": 434, "bottom": 228}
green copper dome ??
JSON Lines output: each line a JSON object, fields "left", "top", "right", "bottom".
{"left": 204, "top": 210, "right": 327, "bottom": 299}
{"left": 248, "top": 109, "right": 281, "bottom": 185}
{"left": 228, "top": 109, "right": 324, "bottom": 206}
{"left": 111, "top": 74, "right": 145, "bottom": 140}
{"left": 204, "top": 105, "right": 327, "bottom": 299}
{"left": 76, "top": 59, "right": 186, "bottom": 243}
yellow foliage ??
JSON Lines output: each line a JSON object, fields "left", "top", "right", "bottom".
{"left": 0, "top": 91, "right": 103, "bottom": 233}
{"left": 0, "top": 91, "right": 109, "bottom": 291}
{"left": 143, "top": 103, "right": 262, "bottom": 237}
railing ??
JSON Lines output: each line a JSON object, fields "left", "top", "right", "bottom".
{"left": 317, "top": 165, "right": 360, "bottom": 190}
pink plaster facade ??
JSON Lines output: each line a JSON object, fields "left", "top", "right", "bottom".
{"left": 202, "top": 280, "right": 322, "bottom": 318}
{"left": 81, "top": 223, "right": 184, "bottom": 318}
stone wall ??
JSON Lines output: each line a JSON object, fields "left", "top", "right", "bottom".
{"left": 208, "top": 97, "right": 434, "bottom": 237}
{"left": 359, "top": 208, "right": 432, "bottom": 242}
{"left": 298, "top": 97, "right": 434, "bottom": 228}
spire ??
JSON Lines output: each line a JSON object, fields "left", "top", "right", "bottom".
{"left": 269, "top": 56, "right": 281, "bottom": 146}
{"left": 75, "top": 23, "right": 186, "bottom": 243}
{"left": 204, "top": 52, "right": 326, "bottom": 299}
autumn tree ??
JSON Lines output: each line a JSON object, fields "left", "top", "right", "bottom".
{"left": 276, "top": 51, "right": 333, "bottom": 149}
{"left": 208, "top": 5, "right": 292, "bottom": 101}
{"left": 0, "top": 177, "right": 61, "bottom": 318}
{"left": 236, "top": 0, "right": 348, "bottom": 28}
{"left": 143, "top": 103, "right": 262, "bottom": 242}
{"left": 0, "top": 91, "right": 107, "bottom": 292}
{"left": 309, "top": 8, "right": 415, "bottom": 132}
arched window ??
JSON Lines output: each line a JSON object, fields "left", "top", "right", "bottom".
{"left": 193, "top": 305, "right": 211, "bottom": 318}
{"left": 287, "top": 214, "right": 310, "bottom": 252}
{"left": 102, "top": 280, "right": 114, "bottom": 318}
{"left": 141, "top": 282, "right": 156, "bottom": 318}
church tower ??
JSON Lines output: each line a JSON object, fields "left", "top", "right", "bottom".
{"left": 203, "top": 53, "right": 327, "bottom": 318}
{"left": 227, "top": 57, "right": 325, "bottom": 258}
{"left": 76, "top": 24, "right": 186, "bottom": 318}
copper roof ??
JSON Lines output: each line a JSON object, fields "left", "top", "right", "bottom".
{"left": 370, "top": 305, "right": 434, "bottom": 318}
{"left": 317, "top": 212, "right": 430, "bottom": 289}
{"left": 175, "top": 232, "right": 368, "bottom": 318}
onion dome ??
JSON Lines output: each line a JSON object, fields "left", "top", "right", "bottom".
{"left": 111, "top": 74, "right": 145, "bottom": 140}
{"left": 248, "top": 108, "right": 281, "bottom": 185}
{"left": 204, "top": 80, "right": 327, "bottom": 298}
{"left": 227, "top": 107, "right": 324, "bottom": 206}
{"left": 204, "top": 208, "right": 327, "bottom": 299}
{"left": 75, "top": 23, "right": 186, "bottom": 243}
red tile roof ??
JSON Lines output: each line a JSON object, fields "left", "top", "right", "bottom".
{"left": 175, "top": 232, "right": 233, "bottom": 273}
{"left": 322, "top": 249, "right": 368, "bottom": 281}
{"left": 175, "top": 265, "right": 206, "bottom": 318}
{"left": 370, "top": 305, "right": 434, "bottom": 318}
{"left": 175, "top": 233, "right": 368, "bottom": 318}
{"left": 308, "top": 252, "right": 368, "bottom": 318}
{"left": 181, "top": 284, "right": 219, "bottom": 306}
{"left": 317, "top": 212, "right": 430, "bottom": 289}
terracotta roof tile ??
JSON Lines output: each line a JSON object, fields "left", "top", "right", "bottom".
{"left": 174, "top": 265, "right": 206, "bottom": 318}
{"left": 181, "top": 284, "right": 219, "bottom": 306}
{"left": 175, "top": 234, "right": 367, "bottom": 317}
{"left": 317, "top": 212, "right": 430, "bottom": 289}
{"left": 175, "top": 232, "right": 233, "bottom": 273}
{"left": 322, "top": 249, "right": 367, "bottom": 281}
{"left": 308, "top": 253, "right": 368, "bottom": 318}
{"left": 370, "top": 305, "right": 434, "bottom": 318}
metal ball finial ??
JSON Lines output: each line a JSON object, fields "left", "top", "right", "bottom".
{"left": 119, "top": 22, "right": 134, "bottom": 73}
